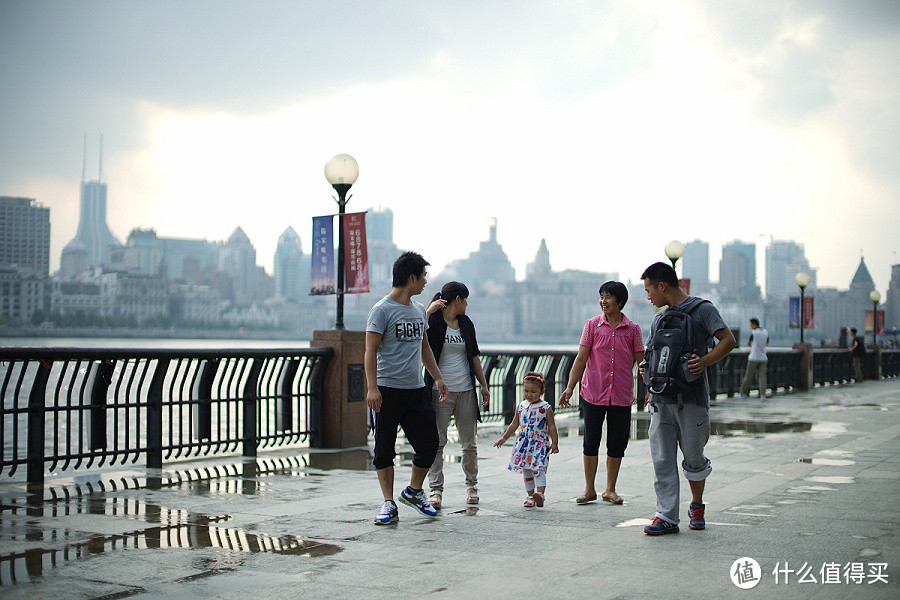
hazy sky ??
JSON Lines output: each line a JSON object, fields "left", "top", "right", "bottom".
{"left": 2, "top": 1, "right": 898, "bottom": 295}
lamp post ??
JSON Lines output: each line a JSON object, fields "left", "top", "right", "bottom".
{"left": 324, "top": 153, "right": 359, "bottom": 330}
{"left": 795, "top": 272, "right": 810, "bottom": 344}
{"left": 870, "top": 289, "right": 881, "bottom": 347}
{"left": 664, "top": 240, "right": 684, "bottom": 270}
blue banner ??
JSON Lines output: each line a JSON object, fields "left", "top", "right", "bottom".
{"left": 310, "top": 215, "right": 335, "bottom": 295}
{"left": 789, "top": 296, "right": 800, "bottom": 328}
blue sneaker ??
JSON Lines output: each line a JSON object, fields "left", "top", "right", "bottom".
{"left": 399, "top": 486, "right": 438, "bottom": 517}
{"left": 373, "top": 500, "right": 399, "bottom": 525}
{"left": 644, "top": 516, "right": 679, "bottom": 536}
{"left": 689, "top": 502, "right": 706, "bottom": 530}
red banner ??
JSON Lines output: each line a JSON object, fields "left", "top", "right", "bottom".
{"left": 803, "top": 296, "right": 814, "bottom": 329}
{"left": 678, "top": 278, "right": 691, "bottom": 295}
{"left": 343, "top": 212, "right": 369, "bottom": 293}
{"left": 866, "top": 310, "right": 885, "bottom": 335}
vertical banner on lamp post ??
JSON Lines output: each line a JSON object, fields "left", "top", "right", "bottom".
{"left": 789, "top": 297, "right": 800, "bottom": 328}
{"left": 866, "top": 310, "right": 885, "bottom": 335}
{"left": 310, "top": 215, "right": 335, "bottom": 295}
{"left": 343, "top": 212, "right": 369, "bottom": 293}
{"left": 803, "top": 296, "right": 815, "bottom": 329}
{"left": 678, "top": 278, "right": 691, "bottom": 295}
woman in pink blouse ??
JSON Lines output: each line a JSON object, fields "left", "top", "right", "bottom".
{"left": 560, "top": 281, "right": 644, "bottom": 505}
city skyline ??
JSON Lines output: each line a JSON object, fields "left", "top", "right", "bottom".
{"left": 1, "top": 2, "right": 898, "bottom": 295}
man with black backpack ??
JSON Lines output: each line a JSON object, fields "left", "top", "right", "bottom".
{"left": 639, "top": 262, "right": 736, "bottom": 536}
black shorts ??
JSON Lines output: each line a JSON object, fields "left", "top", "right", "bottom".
{"left": 581, "top": 400, "right": 631, "bottom": 459}
{"left": 372, "top": 386, "right": 439, "bottom": 470}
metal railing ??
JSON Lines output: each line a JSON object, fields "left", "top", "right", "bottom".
{"left": 1, "top": 347, "right": 332, "bottom": 484}
{"left": 707, "top": 348, "right": 802, "bottom": 398}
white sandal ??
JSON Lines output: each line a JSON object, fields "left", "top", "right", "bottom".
{"left": 429, "top": 491, "right": 442, "bottom": 510}
{"left": 466, "top": 487, "right": 479, "bottom": 505}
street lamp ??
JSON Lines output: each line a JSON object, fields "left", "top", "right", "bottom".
{"left": 795, "top": 272, "right": 810, "bottom": 344}
{"left": 870, "top": 289, "right": 882, "bottom": 347}
{"left": 664, "top": 240, "right": 684, "bottom": 269}
{"left": 324, "top": 153, "right": 359, "bottom": 330}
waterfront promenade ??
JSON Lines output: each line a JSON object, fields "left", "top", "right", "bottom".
{"left": 1, "top": 379, "right": 898, "bottom": 599}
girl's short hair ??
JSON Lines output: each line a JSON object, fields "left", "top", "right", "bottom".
{"left": 523, "top": 371, "right": 545, "bottom": 391}
{"left": 599, "top": 280, "right": 628, "bottom": 309}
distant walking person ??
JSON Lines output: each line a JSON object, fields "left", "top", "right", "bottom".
{"left": 424, "top": 281, "right": 491, "bottom": 510}
{"left": 639, "top": 262, "right": 736, "bottom": 536}
{"left": 560, "top": 281, "right": 644, "bottom": 506}
{"left": 365, "top": 251, "right": 449, "bottom": 525}
{"left": 739, "top": 318, "right": 769, "bottom": 399}
{"left": 849, "top": 327, "right": 866, "bottom": 382}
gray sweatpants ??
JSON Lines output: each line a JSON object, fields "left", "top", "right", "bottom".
{"left": 648, "top": 401, "right": 712, "bottom": 525}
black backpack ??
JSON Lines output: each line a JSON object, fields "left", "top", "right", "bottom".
{"left": 643, "top": 297, "right": 710, "bottom": 399}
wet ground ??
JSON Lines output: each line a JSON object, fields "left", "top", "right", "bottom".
{"left": 1, "top": 380, "right": 898, "bottom": 599}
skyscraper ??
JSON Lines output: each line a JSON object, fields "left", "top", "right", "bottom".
{"left": 719, "top": 240, "right": 758, "bottom": 301}
{"left": 274, "top": 226, "right": 309, "bottom": 302}
{"left": 0, "top": 196, "right": 50, "bottom": 277}
{"left": 683, "top": 240, "right": 709, "bottom": 292}
{"left": 60, "top": 138, "right": 122, "bottom": 277}
{"left": 765, "top": 240, "right": 814, "bottom": 299}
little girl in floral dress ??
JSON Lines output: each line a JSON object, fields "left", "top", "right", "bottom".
{"left": 494, "top": 372, "right": 560, "bottom": 507}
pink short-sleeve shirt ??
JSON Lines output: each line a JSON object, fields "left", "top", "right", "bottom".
{"left": 578, "top": 313, "right": 644, "bottom": 406}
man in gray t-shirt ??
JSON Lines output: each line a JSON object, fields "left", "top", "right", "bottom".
{"left": 640, "top": 262, "right": 736, "bottom": 536}
{"left": 365, "top": 251, "right": 448, "bottom": 526}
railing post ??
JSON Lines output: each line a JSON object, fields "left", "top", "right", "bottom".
{"left": 276, "top": 358, "right": 299, "bottom": 432}
{"left": 793, "top": 343, "right": 813, "bottom": 390}
{"left": 147, "top": 358, "right": 169, "bottom": 470}
{"left": 242, "top": 359, "right": 263, "bottom": 457}
{"left": 502, "top": 356, "right": 521, "bottom": 425}
{"left": 27, "top": 359, "right": 52, "bottom": 485}
{"left": 89, "top": 360, "right": 115, "bottom": 451}
{"left": 543, "top": 355, "right": 562, "bottom": 408}
{"left": 308, "top": 354, "right": 330, "bottom": 447}
{"left": 871, "top": 347, "right": 882, "bottom": 381}
{"left": 194, "top": 359, "right": 218, "bottom": 441}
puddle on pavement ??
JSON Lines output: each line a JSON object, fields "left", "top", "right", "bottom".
{"left": 558, "top": 417, "right": 812, "bottom": 440}
{"left": 809, "top": 422, "right": 848, "bottom": 437}
{"left": 615, "top": 517, "right": 653, "bottom": 528}
{"left": 798, "top": 458, "right": 856, "bottom": 466}
{"left": 0, "top": 495, "right": 341, "bottom": 586}
{"left": 804, "top": 476, "right": 855, "bottom": 484}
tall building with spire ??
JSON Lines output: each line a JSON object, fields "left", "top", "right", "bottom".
{"left": 59, "top": 136, "right": 122, "bottom": 278}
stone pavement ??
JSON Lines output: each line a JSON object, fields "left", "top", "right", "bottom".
{"left": 1, "top": 379, "right": 898, "bottom": 599}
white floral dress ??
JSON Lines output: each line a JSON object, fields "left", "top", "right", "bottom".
{"left": 508, "top": 400, "right": 551, "bottom": 474}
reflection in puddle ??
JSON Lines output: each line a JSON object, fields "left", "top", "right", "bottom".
{"left": 0, "top": 492, "right": 341, "bottom": 586}
{"left": 1, "top": 524, "right": 340, "bottom": 585}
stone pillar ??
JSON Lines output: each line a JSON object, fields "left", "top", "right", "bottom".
{"left": 872, "top": 346, "right": 882, "bottom": 381}
{"left": 311, "top": 330, "right": 368, "bottom": 448}
{"left": 793, "top": 342, "right": 813, "bottom": 390}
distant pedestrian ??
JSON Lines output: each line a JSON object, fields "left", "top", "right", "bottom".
{"left": 365, "top": 251, "right": 449, "bottom": 526}
{"left": 739, "top": 318, "right": 769, "bottom": 399}
{"left": 639, "top": 262, "right": 736, "bottom": 536}
{"left": 494, "top": 372, "right": 560, "bottom": 508}
{"left": 560, "top": 281, "right": 644, "bottom": 506}
{"left": 423, "top": 281, "right": 491, "bottom": 510}
{"left": 849, "top": 327, "right": 866, "bottom": 382}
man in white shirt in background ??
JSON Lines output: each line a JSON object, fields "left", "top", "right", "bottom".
{"left": 740, "top": 318, "right": 769, "bottom": 399}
